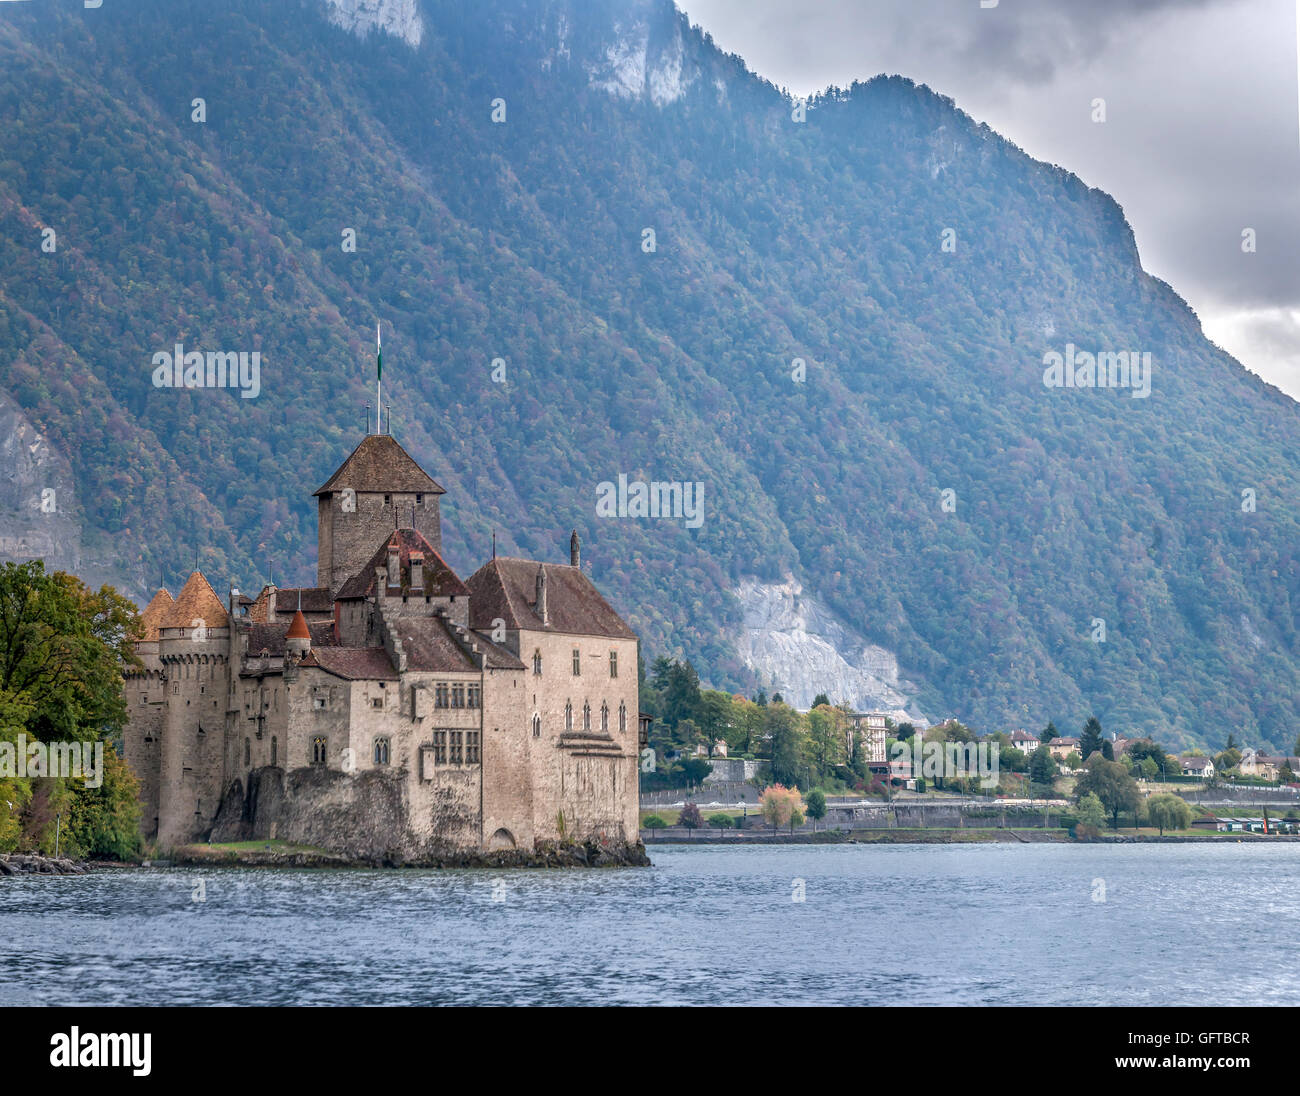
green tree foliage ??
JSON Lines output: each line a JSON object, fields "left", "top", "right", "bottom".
{"left": 0, "top": 562, "right": 141, "bottom": 856}
{"left": 1075, "top": 792, "right": 1106, "bottom": 831}
{"left": 805, "top": 788, "right": 827, "bottom": 831}
{"left": 1029, "top": 744, "right": 1058, "bottom": 786}
{"left": 1145, "top": 794, "right": 1192, "bottom": 836}
{"left": 1075, "top": 756, "right": 1142, "bottom": 830}
{"left": 1079, "top": 717, "right": 1104, "bottom": 761}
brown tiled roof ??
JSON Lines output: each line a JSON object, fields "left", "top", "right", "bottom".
{"left": 247, "top": 585, "right": 333, "bottom": 622}
{"left": 313, "top": 434, "right": 445, "bottom": 497}
{"left": 287, "top": 610, "right": 311, "bottom": 640}
{"left": 391, "top": 617, "right": 477, "bottom": 673}
{"left": 390, "top": 616, "right": 525, "bottom": 672}
{"left": 162, "top": 572, "right": 228, "bottom": 630}
{"left": 336, "top": 529, "right": 469, "bottom": 600}
{"left": 139, "top": 588, "right": 174, "bottom": 641}
{"left": 466, "top": 557, "right": 636, "bottom": 640}
{"left": 302, "top": 646, "right": 398, "bottom": 681}
{"left": 247, "top": 621, "right": 337, "bottom": 657}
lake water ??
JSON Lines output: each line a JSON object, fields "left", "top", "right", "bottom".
{"left": 2, "top": 843, "right": 1297, "bottom": 1006}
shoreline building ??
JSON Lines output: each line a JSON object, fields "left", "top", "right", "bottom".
{"left": 122, "top": 431, "right": 643, "bottom": 858}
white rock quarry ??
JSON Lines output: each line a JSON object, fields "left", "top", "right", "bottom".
{"left": 734, "top": 574, "right": 927, "bottom": 724}
{"left": 323, "top": 0, "right": 423, "bottom": 48}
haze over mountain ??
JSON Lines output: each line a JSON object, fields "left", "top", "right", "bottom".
{"left": 1, "top": 0, "right": 1298, "bottom": 750}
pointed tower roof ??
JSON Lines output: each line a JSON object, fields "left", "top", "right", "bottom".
{"left": 287, "top": 609, "right": 311, "bottom": 641}
{"left": 313, "top": 434, "right": 445, "bottom": 497}
{"left": 139, "top": 588, "right": 174, "bottom": 641}
{"left": 161, "top": 571, "right": 229, "bottom": 630}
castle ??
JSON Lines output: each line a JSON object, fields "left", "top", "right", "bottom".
{"left": 121, "top": 430, "right": 645, "bottom": 860}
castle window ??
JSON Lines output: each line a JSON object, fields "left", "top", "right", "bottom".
{"left": 435, "top": 683, "right": 449, "bottom": 708}
{"left": 532, "top": 714, "right": 541, "bottom": 738}
{"left": 564, "top": 702, "right": 573, "bottom": 732}
{"left": 449, "top": 731, "right": 464, "bottom": 764}
{"left": 311, "top": 736, "right": 327, "bottom": 765}
{"left": 140, "top": 694, "right": 147, "bottom": 706}
{"left": 572, "top": 649, "right": 581, "bottom": 675}
{"left": 609, "top": 651, "right": 618, "bottom": 678}
{"left": 601, "top": 702, "right": 609, "bottom": 733}
{"left": 371, "top": 696, "right": 383, "bottom": 710}
{"left": 467, "top": 683, "right": 481, "bottom": 708}
{"left": 432, "top": 730, "right": 447, "bottom": 764}
{"left": 244, "top": 738, "right": 251, "bottom": 766}
{"left": 532, "top": 650, "right": 542, "bottom": 675}
{"left": 172, "top": 683, "right": 179, "bottom": 695}
{"left": 451, "top": 684, "right": 465, "bottom": 708}
{"left": 582, "top": 702, "right": 591, "bottom": 732}
{"left": 271, "top": 737, "right": 278, "bottom": 766}
{"left": 314, "top": 695, "right": 327, "bottom": 710}
{"left": 384, "top": 494, "right": 391, "bottom": 506}
{"left": 619, "top": 702, "right": 627, "bottom": 734}
{"left": 466, "top": 731, "right": 480, "bottom": 764}
{"left": 373, "top": 737, "right": 390, "bottom": 766}
{"left": 416, "top": 493, "right": 423, "bottom": 505}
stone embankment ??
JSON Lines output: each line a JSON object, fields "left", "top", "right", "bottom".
{"left": 172, "top": 839, "right": 652, "bottom": 870}
{"left": 0, "top": 854, "right": 88, "bottom": 876}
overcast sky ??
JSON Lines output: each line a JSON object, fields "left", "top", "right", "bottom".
{"left": 679, "top": 0, "right": 1300, "bottom": 400}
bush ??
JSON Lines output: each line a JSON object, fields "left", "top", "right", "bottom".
{"left": 707, "top": 814, "right": 734, "bottom": 829}
{"left": 642, "top": 814, "right": 667, "bottom": 829}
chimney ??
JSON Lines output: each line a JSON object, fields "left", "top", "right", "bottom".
{"left": 570, "top": 529, "right": 581, "bottom": 568}
{"left": 535, "top": 564, "right": 549, "bottom": 626}
{"left": 410, "top": 552, "right": 424, "bottom": 594}
{"left": 387, "top": 543, "right": 400, "bottom": 589}
{"left": 266, "top": 584, "right": 277, "bottom": 623}
{"left": 374, "top": 566, "right": 387, "bottom": 600}
{"left": 229, "top": 586, "right": 240, "bottom": 618}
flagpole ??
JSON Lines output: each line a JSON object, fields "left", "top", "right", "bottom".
{"left": 376, "top": 322, "right": 382, "bottom": 434}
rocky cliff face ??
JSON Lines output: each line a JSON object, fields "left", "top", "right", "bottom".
{"left": 734, "top": 575, "right": 927, "bottom": 723}
{"left": 0, "top": 391, "right": 140, "bottom": 594}
{"left": 323, "top": 0, "right": 423, "bottom": 47}
{"left": 0, "top": 391, "right": 81, "bottom": 574}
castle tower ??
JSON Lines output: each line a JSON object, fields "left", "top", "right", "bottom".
{"left": 155, "top": 570, "right": 230, "bottom": 849}
{"left": 313, "top": 433, "right": 446, "bottom": 594}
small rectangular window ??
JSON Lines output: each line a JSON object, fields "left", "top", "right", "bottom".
{"left": 449, "top": 730, "right": 464, "bottom": 764}
{"left": 572, "top": 649, "right": 581, "bottom": 675}
{"left": 467, "top": 684, "right": 481, "bottom": 709}
{"left": 452, "top": 684, "right": 465, "bottom": 708}
{"left": 371, "top": 696, "right": 383, "bottom": 710}
{"left": 435, "top": 683, "right": 449, "bottom": 709}
{"left": 432, "top": 730, "right": 447, "bottom": 765}
{"left": 466, "top": 731, "right": 480, "bottom": 764}
{"left": 609, "top": 650, "right": 618, "bottom": 678}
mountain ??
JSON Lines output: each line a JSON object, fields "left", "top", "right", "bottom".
{"left": 0, "top": 0, "right": 1297, "bottom": 751}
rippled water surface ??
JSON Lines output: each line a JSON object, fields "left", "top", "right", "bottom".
{"left": 2, "top": 843, "right": 1297, "bottom": 1005}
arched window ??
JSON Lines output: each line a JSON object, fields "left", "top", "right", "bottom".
{"left": 533, "top": 650, "right": 542, "bottom": 675}
{"left": 564, "top": 702, "right": 573, "bottom": 732}
{"left": 373, "top": 737, "right": 390, "bottom": 766}
{"left": 582, "top": 702, "right": 591, "bottom": 732}
{"left": 600, "top": 702, "right": 609, "bottom": 733}
{"left": 532, "top": 713, "right": 541, "bottom": 738}
{"left": 311, "top": 736, "right": 327, "bottom": 765}
{"left": 619, "top": 702, "right": 627, "bottom": 734}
